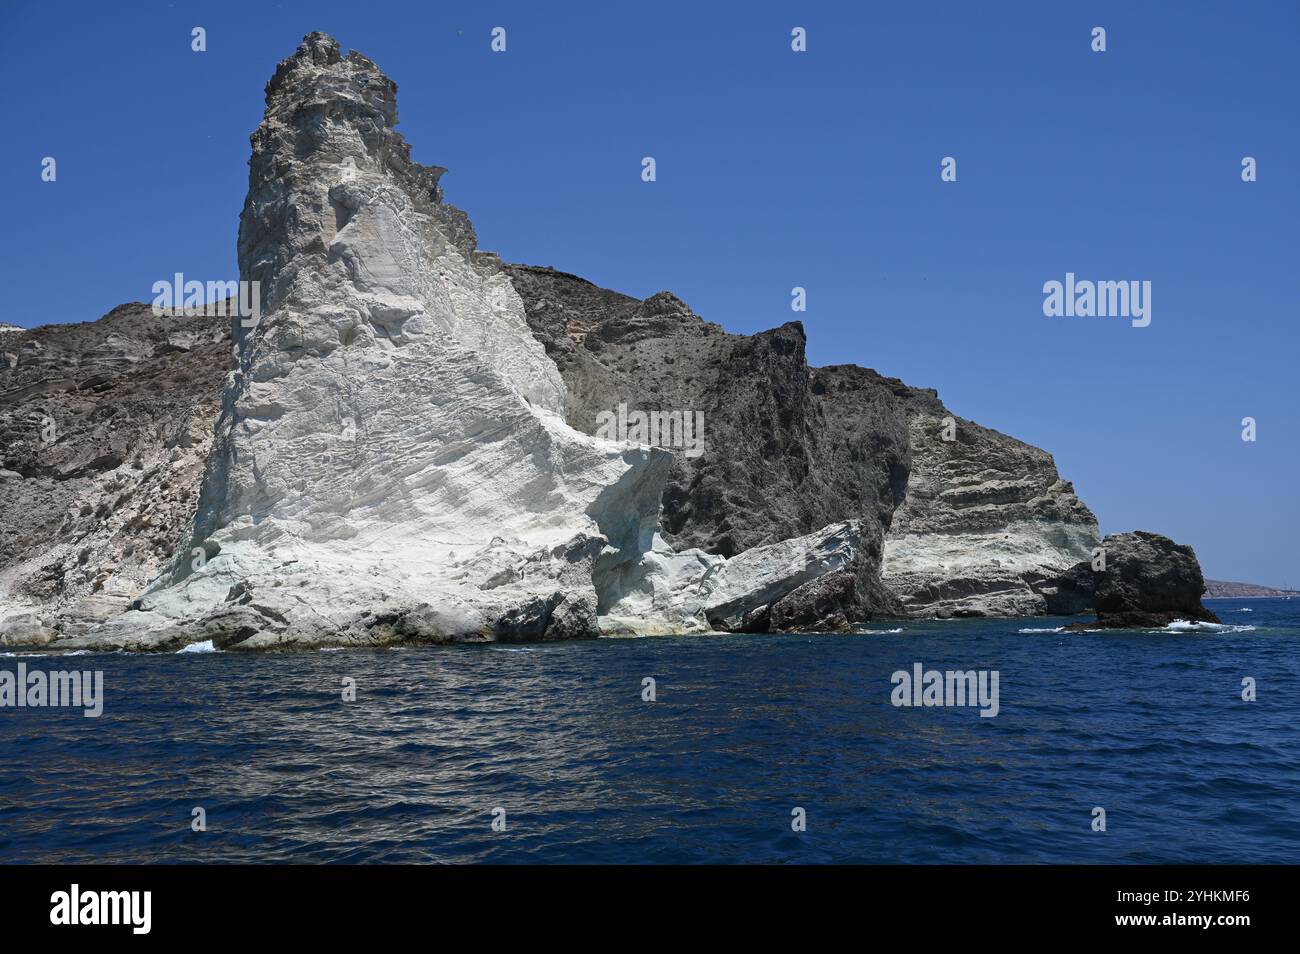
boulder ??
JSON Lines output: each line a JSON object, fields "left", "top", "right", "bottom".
{"left": 1063, "top": 531, "right": 1220, "bottom": 629}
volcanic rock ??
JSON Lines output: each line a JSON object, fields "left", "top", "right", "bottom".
{"left": 1062, "top": 531, "right": 1220, "bottom": 629}
{"left": 0, "top": 303, "right": 229, "bottom": 636}
{"left": 507, "top": 264, "right": 1100, "bottom": 620}
{"left": 880, "top": 394, "right": 1101, "bottom": 618}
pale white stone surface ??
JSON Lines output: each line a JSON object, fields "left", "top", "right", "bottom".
{"left": 600, "top": 521, "right": 861, "bottom": 634}
{"left": 67, "top": 39, "right": 666, "bottom": 649}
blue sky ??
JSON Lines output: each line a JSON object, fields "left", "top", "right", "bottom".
{"left": 2, "top": 1, "right": 1297, "bottom": 586}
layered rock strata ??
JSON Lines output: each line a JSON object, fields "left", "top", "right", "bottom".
{"left": 880, "top": 393, "right": 1101, "bottom": 618}
{"left": 67, "top": 33, "right": 675, "bottom": 650}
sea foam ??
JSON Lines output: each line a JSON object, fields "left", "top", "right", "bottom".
{"left": 176, "top": 640, "right": 217, "bottom": 654}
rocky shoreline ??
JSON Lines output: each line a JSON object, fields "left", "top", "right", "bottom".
{"left": 0, "top": 34, "right": 1219, "bottom": 651}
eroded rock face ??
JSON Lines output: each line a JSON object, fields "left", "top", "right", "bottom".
{"left": 508, "top": 264, "right": 1101, "bottom": 621}
{"left": 880, "top": 395, "right": 1101, "bottom": 618}
{"left": 597, "top": 520, "right": 863, "bottom": 634}
{"left": 1062, "top": 531, "right": 1221, "bottom": 629}
{"left": 36, "top": 33, "right": 879, "bottom": 651}
{"left": 508, "top": 266, "right": 911, "bottom": 557}
{"left": 507, "top": 265, "right": 910, "bottom": 619}
{"left": 0, "top": 305, "right": 229, "bottom": 642}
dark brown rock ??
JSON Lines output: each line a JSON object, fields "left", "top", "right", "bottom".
{"left": 1063, "top": 531, "right": 1221, "bottom": 629}
{"left": 0, "top": 303, "right": 229, "bottom": 619}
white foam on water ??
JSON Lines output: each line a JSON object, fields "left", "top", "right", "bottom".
{"left": 859, "top": 627, "right": 904, "bottom": 635}
{"left": 1018, "top": 627, "right": 1065, "bottom": 634}
{"left": 1155, "top": 620, "right": 1256, "bottom": 634}
{"left": 176, "top": 639, "right": 217, "bottom": 654}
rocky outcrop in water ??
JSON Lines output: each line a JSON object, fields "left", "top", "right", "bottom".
{"left": 1060, "top": 531, "right": 1221, "bottom": 629}
{"left": 60, "top": 33, "right": 675, "bottom": 650}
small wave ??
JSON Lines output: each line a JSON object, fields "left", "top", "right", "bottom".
{"left": 319, "top": 646, "right": 346, "bottom": 652}
{"left": 1155, "top": 620, "right": 1256, "bottom": 634}
{"left": 856, "top": 627, "right": 903, "bottom": 635}
{"left": 1234, "top": 608, "right": 1253, "bottom": 612}
{"left": 1018, "top": 627, "right": 1064, "bottom": 634}
{"left": 0, "top": 651, "right": 49, "bottom": 657}
{"left": 176, "top": 639, "right": 217, "bottom": 654}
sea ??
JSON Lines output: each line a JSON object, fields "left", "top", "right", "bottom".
{"left": 2, "top": 598, "right": 1297, "bottom": 863}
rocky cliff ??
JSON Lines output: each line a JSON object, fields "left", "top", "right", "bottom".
{"left": 0, "top": 34, "right": 1202, "bottom": 647}
{"left": 1204, "top": 579, "right": 1298, "bottom": 599}
{"left": 0, "top": 306, "right": 228, "bottom": 642}
{"left": 69, "top": 33, "right": 681, "bottom": 650}
{"left": 881, "top": 395, "right": 1100, "bottom": 617}
{"left": 506, "top": 264, "right": 912, "bottom": 622}
{"left": 2, "top": 34, "right": 866, "bottom": 649}
{"left": 506, "top": 264, "right": 1100, "bottom": 620}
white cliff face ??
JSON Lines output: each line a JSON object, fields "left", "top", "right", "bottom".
{"left": 74, "top": 34, "right": 674, "bottom": 650}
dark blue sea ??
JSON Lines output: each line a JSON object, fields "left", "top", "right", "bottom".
{"left": 2, "top": 598, "right": 1297, "bottom": 864}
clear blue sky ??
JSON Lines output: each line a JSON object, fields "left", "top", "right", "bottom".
{"left": 3, "top": 1, "right": 1297, "bottom": 586}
